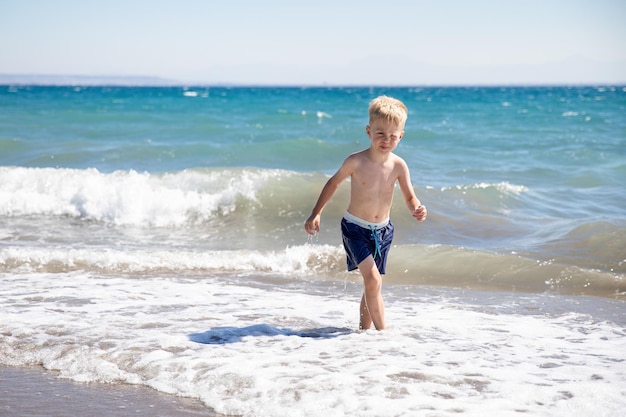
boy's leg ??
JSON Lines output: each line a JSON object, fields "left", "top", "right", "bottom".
{"left": 359, "top": 294, "right": 372, "bottom": 330}
{"left": 358, "top": 256, "right": 385, "bottom": 330}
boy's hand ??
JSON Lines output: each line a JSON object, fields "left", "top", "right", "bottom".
{"left": 304, "top": 214, "right": 321, "bottom": 235}
{"left": 413, "top": 205, "right": 427, "bottom": 222}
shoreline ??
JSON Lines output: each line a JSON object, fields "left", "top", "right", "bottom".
{"left": 0, "top": 365, "right": 220, "bottom": 417}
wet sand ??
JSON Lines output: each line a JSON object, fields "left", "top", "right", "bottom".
{"left": 0, "top": 366, "right": 221, "bottom": 417}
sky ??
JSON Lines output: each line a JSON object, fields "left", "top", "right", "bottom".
{"left": 1, "top": 0, "right": 625, "bottom": 85}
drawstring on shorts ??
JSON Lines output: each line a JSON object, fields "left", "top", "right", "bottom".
{"left": 369, "top": 225, "right": 381, "bottom": 260}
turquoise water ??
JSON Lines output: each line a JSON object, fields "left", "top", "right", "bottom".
{"left": 1, "top": 85, "right": 625, "bottom": 416}
{"left": 1, "top": 85, "right": 624, "bottom": 289}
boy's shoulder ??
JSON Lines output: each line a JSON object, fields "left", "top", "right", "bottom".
{"left": 391, "top": 152, "right": 408, "bottom": 165}
{"left": 343, "top": 149, "right": 369, "bottom": 165}
{"left": 348, "top": 149, "right": 369, "bottom": 159}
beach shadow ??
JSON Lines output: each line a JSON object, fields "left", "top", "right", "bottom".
{"left": 189, "top": 324, "right": 353, "bottom": 345}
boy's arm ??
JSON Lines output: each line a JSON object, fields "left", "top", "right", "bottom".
{"left": 304, "top": 157, "right": 354, "bottom": 235}
{"left": 397, "top": 159, "right": 427, "bottom": 222}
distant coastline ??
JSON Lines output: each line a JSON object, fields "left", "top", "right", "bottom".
{"left": 3, "top": 55, "right": 625, "bottom": 87}
{"left": 0, "top": 74, "right": 179, "bottom": 86}
{"left": 1, "top": 73, "right": 624, "bottom": 88}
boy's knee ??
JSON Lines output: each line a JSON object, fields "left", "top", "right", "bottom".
{"left": 359, "top": 261, "right": 382, "bottom": 291}
{"left": 363, "top": 276, "right": 381, "bottom": 292}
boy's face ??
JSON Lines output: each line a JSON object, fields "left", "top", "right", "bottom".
{"left": 366, "top": 119, "right": 404, "bottom": 153}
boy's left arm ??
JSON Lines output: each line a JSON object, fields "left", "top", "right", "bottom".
{"left": 397, "top": 161, "right": 427, "bottom": 222}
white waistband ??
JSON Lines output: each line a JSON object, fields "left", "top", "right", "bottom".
{"left": 343, "top": 211, "right": 389, "bottom": 229}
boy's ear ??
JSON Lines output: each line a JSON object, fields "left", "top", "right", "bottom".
{"left": 365, "top": 125, "right": 371, "bottom": 135}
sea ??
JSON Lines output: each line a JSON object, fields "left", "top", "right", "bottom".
{"left": 0, "top": 85, "right": 624, "bottom": 416}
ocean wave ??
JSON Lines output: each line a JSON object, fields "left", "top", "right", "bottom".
{"left": 1, "top": 166, "right": 533, "bottom": 227}
{"left": 0, "top": 244, "right": 346, "bottom": 276}
{"left": 436, "top": 181, "right": 528, "bottom": 195}
{"left": 2, "top": 166, "right": 625, "bottom": 276}
{"left": 1, "top": 243, "right": 623, "bottom": 299}
{"left": 0, "top": 166, "right": 291, "bottom": 226}
{"left": 388, "top": 244, "right": 625, "bottom": 299}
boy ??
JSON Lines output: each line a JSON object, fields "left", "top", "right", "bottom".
{"left": 304, "top": 96, "right": 427, "bottom": 331}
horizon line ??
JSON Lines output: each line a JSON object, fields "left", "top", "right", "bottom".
{"left": 2, "top": 77, "right": 625, "bottom": 89}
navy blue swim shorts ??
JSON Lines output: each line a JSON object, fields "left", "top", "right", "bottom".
{"left": 341, "top": 212, "right": 394, "bottom": 274}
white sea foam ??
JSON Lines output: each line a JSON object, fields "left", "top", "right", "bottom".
{"left": 1, "top": 272, "right": 624, "bottom": 417}
{"left": 439, "top": 182, "right": 529, "bottom": 195}
{"left": 0, "top": 244, "right": 344, "bottom": 275}
{"left": 0, "top": 166, "right": 284, "bottom": 226}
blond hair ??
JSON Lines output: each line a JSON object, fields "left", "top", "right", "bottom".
{"left": 368, "top": 96, "right": 408, "bottom": 126}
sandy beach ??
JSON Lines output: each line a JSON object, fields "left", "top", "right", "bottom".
{"left": 0, "top": 366, "right": 219, "bottom": 417}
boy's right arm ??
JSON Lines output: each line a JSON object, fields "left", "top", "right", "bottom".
{"left": 304, "top": 157, "right": 354, "bottom": 235}
{"left": 304, "top": 175, "right": 341, "bottom": 235}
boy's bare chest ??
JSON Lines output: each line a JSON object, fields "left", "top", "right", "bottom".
{"left": 353, "top": 164, "right": 397, "bottom": 191}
